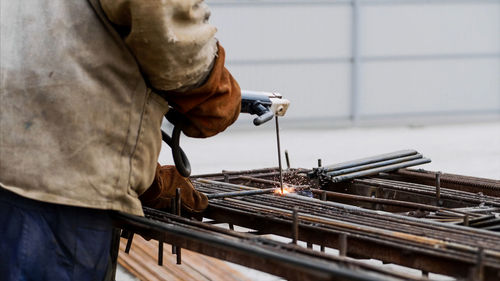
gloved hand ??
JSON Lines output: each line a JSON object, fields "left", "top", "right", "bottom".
{"left": 139, "top": 164, "right": 208, "bottom": 213}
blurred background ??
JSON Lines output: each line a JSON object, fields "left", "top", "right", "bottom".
{"left": 159, "top": 0, "right": 500, "bottom": 180}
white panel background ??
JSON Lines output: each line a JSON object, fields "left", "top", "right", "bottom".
{"left": 361, "top": 3, "right": 500, "bottom": 56}
{"left": 207, "top": 0, "right": 500, "bottom": 125}
{"left": 359, "top": 58, "right": 500, "bottom": 115}
{"left": 228, "top": 63, "right": 351, "bottom": 119}
{"left": 210, "top": 4, "right": 352, "bottom": 60}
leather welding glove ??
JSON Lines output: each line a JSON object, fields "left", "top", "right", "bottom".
{"left": 140, "top": 164, "right": 208, "bottom": 213}
{"left": 161, "top": 44, "right": 241, "bottom": 138}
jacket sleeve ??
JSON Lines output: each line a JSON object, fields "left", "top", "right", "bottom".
{"left": 99, "top": 0, "right": 218, "bottom": 91}
{"left": 100, "top": 0, "right": 241, "bottom": 138}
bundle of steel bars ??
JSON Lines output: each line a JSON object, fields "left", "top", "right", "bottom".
{"left": 309, "top": 149, "right": 431, "bottom": 182}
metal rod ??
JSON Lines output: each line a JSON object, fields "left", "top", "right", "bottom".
{"left": 171, "top": 197, "right": 177, "bottom": 254}
{"left": 285, "top": 150, "right": 291, "bottom": 169}
{"left": 322, "top": 150, "right": 418, "bottom": 173}
{"left": 206, "top": 188, "right": 278, "bottom": 199}
{"left": 292, "top": 207, "right": 299, "bottom": 244}
{"left": 275, "top": 116, "right": 284, "bottom": 193}
{"left": 176, "top": 188, "right": 182, "bottom": 265}
{"left": 330, "top": 158, "right": 431, "bottom": 183}
{"left": 158, "top": 240, "right": 163, "bottom": 266}
{"left": 125, "top": 232, "right": 134, "bottom": 254}
{"left": 311, "top": 189, "right": 442, "bottom": 211}
{"left": 339, "top": 233, "right": 348, "bottom": 256}
{"left": 321, "top": 191, "right": 327, "bottom": 201}
{"left": 176, "top": 246, "right": 182, "bottom": 265}
{"left": 237, "top": 176, "right": 308, "bottom": 189}
{"left": 326, "top": 154, "right": 423, "bottom": 177}
{"left": 476, "top": 247, "right": 484, "bottom": 281}
{"left": 436, "top": 172, "right": 442, "bottom": 206}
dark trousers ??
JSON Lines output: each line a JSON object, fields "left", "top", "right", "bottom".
{"left": 0, "top": 188, "right": 113, "bottom": 281}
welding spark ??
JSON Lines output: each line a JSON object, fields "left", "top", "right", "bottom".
{"left": 274, "top": 185, "right": 294, "bottom": 195}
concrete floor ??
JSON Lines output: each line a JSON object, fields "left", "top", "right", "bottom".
{"left": 118, "top": 121, "right": 500, "bottom": 281}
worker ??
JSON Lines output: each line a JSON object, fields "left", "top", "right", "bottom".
{"left": 0, "top": 0, "right": 240, "bottom": 280}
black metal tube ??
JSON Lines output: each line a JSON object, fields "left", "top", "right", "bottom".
{"left": 330, "top": 158, "right": 431, "bottom": 182}
{"left": 206, "top": 188, "right": 278, "bottom": 199}
{"left": 322, "top": 150, "right": 418, "bottom": 173}
{"left": 326, "top": 154, "right": 422, "bottom": 177}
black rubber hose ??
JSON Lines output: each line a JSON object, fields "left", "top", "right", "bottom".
{"left": 161, "top": 126, "right": 191, "bottom": 177}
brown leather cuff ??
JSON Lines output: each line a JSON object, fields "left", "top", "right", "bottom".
{"left": 140, "top": 164, "right": 208, "bottom": 213}
{"left": 161, "top": 43, "right": 241, "bottom": 138}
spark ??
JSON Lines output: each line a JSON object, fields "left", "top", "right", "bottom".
{"left": 274, "top": 185, "right": 294, "bottom": 195}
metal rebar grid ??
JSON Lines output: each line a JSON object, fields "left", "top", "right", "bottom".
{"left": 386, "top": 169, "right": 500, "bottom": 197}
{"left": 193, "top": 169, "right": 500, "bottom": 281}
{"left": 355, "top": 178, "right": 500, "bottom": 208}
{"left": 112, "top": 209, "right": 421, "bottom": 281}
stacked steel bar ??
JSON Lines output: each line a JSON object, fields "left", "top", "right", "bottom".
{"left": 194, "top": 171, "right": 500, "bottom": 281}
{"left": 310, "top": 150, "right": 431, "bottom": 182}
{"left": 386, "top": 169, "right": 500, "bottom": 197}
{"left": 355, "top": 178, "right": 500, "bottom": 208}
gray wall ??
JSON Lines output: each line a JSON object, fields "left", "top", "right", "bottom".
{"left": 208, "top": 0, "right": 500, "bottom": 127}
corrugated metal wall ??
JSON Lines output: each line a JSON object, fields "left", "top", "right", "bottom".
{"left": 208, "top": 0, "right": 500, "bottom": 127}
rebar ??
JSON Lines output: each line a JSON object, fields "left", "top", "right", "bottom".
{"left": 330, "top": 158, "right": 431, "bottom": 182}
{"left": 325, "top": 154, "right": 423, "bottom": 177}
{"left": 206, "top": 188, "right": 278, "bottom": 199}
{"left": 321, "top": 150, "right": 418, "bottom": 173}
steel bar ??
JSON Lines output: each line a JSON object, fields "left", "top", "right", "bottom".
{"left": 175, "top": 188, "right": 182, "bottom": 265}
{"left": 320, "top": 150, "right": 418, "bottom": 173}
{"left": 237, "top": 175, "right": 480, "bottom": 216}
{"left": 125, "top": 232, "right": 134, "bottom": 254}
{"left": 237, "top": 176, "right": 309, "bottom": 190}
{"left": 339, "top": 234, "right": 347, "bottom": 256}
{"left": 387, "top": 169, "right": 500, "bottom": 197}
{"left": 330, "top": 158, "right": 431, "bottom": 182}
{"left": 275, "top": 116, "right": 284, "bottom": 193}
{"left": 206, "top": 188, "right": 278, "bottom": 199}
{"left": 356, "top": 178, "right": 500, "bottom": 208}
{"left": 325, "top": 154, "right": 423, "bottom": 177}
{"left": 436, "top": 172, "right": 442, "bottom": 206}
{"left": 158, "top": 240, "right": 163, "bottom": 266}
{"left": 292, "top": 207, "right": 299, "bottom": 244}
{"left": 285, "top": 150, "right": 291, "bottom": 169}
{"left": 311, "top": 189, "right": 442, "bottom": 212}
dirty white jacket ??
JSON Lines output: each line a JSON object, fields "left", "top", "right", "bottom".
{"left": 0, "top": 0, "right": 219, "bottom": 215}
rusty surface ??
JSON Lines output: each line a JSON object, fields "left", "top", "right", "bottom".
{"left": 192, "top": 168, "right": 500, "bottom": 281}
{"left": 386, "top": 169, "right": 500, "bottom": 197}
{"left": 115, "top": 166, "right": 500, "bottom": 281}
{"left": 114, "top": 209, "right": 420, "bottom": 281}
